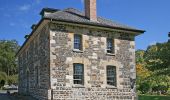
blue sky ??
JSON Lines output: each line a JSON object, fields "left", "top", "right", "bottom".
{"left": 0, "top": 0, "right": 169, "bottom": 50}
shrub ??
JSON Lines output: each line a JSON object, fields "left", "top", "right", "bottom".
{"left": 167, "top": 88, "right": 170, "bottom": 95}
{"left": 0, "top": 80, "right": 5, "bottom": 88}
{"left": 152, "top": 84, "right": 168, "bottom": 95}
{"left": 7, "top": 74, "right": 18, "bottom": 85}
{"left": 0, "top": 71, "right": 7, "bottom": 81}
{"left": 0, "top": 72, "right": 7, "bottom": 88}
{"left": 138, "top": 81, "right": 150, "bottom": 94}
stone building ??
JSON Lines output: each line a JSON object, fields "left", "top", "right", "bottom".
{"left": 16, "top": 0, "right": 145, "bottom": 100}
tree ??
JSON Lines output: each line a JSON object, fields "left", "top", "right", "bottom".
{"left": 136, "top": 50, "right": 145, "bottom": 64}
{"left": 0, "top": 80, "right": 5, "bottom": 88}
{"left": 0, "top": 71, "right": 7, "bottom": 88}
{"left": 136, "top": 50, "right": 151, "bottom": 92}
{"left": 0, "top": 40, "right": 20, "bottom": 76}
{"left": 136, "top": 42, "right": 170, "bottom": 95}
{"left": 138, "top": 81, "right": 150, "bottom": 94}
{"left": 7, "top": 74, "right": 18, "bottom": 85}
{"left": 145, "top": 43, "right": 170, "bottom": 75}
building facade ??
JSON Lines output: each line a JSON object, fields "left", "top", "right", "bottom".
{"left": 17, "top": 0, "right": 145, "bottom": 100}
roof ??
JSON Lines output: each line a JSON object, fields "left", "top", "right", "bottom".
{"left": 42, "top": 8, "right": 145, "bottom": 32}
{"left": 40, "top": 8, "right": 60, "bottom": 15}
{"left": 16, "top": 8, "right": 145, "bottom": 56}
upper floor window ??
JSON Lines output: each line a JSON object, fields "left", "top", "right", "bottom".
{"left": 107, "top": 38, "right": 114, "bottom": 53}
{"left": 107, "top": 66, "right": 116, "bottom": 86}
{"left": 74, "top": 34, "right": 82, "bottom": 50}
{"left": 73, "top": 63, "right": 84, "bottom": 85}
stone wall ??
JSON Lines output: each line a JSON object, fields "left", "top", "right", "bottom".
{"left": 49, "top": 23, "right": 136, "bottom": 100}
{"left": 18, "top": 25, "right": 51, "bottom": 100}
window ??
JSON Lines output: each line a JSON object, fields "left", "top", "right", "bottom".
{"left": 107, "top": 66, "right": 116, "bottom": 86}
{"left": 74, "top": 34, "right": 82, "bottom": 50}
{"left": 73, "top": 63, "right": 84, "bottom": 85}
{"left": 107, "top": 38, "right": 114, "bottom": 53}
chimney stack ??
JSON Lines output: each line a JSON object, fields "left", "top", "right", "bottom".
{"left": 85, "top": 0, "right": 97, "bottom": 21}
{"left": 31, "top": 24, "right": 36, "bottom": 30}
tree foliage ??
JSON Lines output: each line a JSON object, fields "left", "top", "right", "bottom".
{"left": 0, "top": 71, "right": 7, "bottom": 88}
{"left": 7, "top": 74, "right": 18, "bottom": 85}
{"left": 0, "top": 40, "right": 19, "bottom": 76}
{"left": 136, "top": 42, "right": 170, "bottom": 95}
{"left": 0, "top": 40, "right": 19, "bottom": 86}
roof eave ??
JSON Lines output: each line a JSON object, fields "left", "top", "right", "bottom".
{"left": 16, "top": 18, "right": 46, "bottom": 57}
{"left": 46, "top": 17, "right": 145, "bottom": 34}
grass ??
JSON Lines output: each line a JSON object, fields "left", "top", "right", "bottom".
{"left": 139, "top": 95, "right": 170, "bottom": 100}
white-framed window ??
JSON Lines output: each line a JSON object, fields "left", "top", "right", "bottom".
{"left": 74, "top": 34, "right": 82, "bottom": 50}
{"left": 107, "top": 66, "right": 116, "bottom": 86}
{"left": 73, "top": 63, "right": 84, "bottom": 85}
{"left": 107, "top": 38, "right": 114, "bottom": 53}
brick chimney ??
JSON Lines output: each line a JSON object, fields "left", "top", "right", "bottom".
{"left": 84, "top": 0, "right": 97, "bottom": 21}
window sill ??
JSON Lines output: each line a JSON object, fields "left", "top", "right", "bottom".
{"left": 106, "top": 85, "right": 117, "bottom": 89}
{"left": 73, "top": 49, "right": 83, "bottom": 53}
{"left": 72, "top": 84, "right": 85, "bottom": 88}
{"left": 106, "top": 53, "right": 115, "bottom": 56}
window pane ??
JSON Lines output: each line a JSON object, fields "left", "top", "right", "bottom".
{"left": 74, "top": 34, "right": 82, "bottom": 50}
{"left": 107, "top": 66, "right": 116, "bottom": 86}
{"left": 107, "top": 38, "right": 114, "bottom": 53}
{"left": 73, "top": 64, "right": 84, "bottom": 85}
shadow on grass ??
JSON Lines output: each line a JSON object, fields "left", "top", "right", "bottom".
{"left": 139, "top": 95, "right": 170, "bottom": 100}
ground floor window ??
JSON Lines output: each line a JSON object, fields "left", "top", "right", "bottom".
{"left": 107, "top": 66, "right": 116, "bottom": 86}
{"left": 73, "top": 63, "right": 84, "bottom": 85}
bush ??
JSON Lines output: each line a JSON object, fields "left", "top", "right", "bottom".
{"left": 138, "top": 81, "right": 150, "bottom": 94}
{"left": 159, "top": 85, "right": 168, "bottom": 95}
{"left": 0, "top": 80, "right": 5, "bottom": 88}
{"left": 0, "top": 72, "right": 7, "bottom": 88}
{"left": 7, "top": 74, "right": 18, "bottom": 85}
{"left": 0, "top": 71, "right": 7, "bottom": 81}
{"left": 152, "top": 84, "right": 168, "bottom": 95}
{"left": 167, "top": 88, "right": 170, "bottom": 95}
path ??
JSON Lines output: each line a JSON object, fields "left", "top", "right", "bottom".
{"left": 0, "top": 90, "right": 18, "bottom": 100}
{"left": 0, "top": 93, "right": 11, "bottom": 100}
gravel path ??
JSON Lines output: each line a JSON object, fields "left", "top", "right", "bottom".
{"left": 0, "top": 90, "right": 18, "bottom": 100}
{"left": 0, "top": 90, "right": 37, "bottom": 100}
{"left": 0, "top": 93, "right": 11, "bottom": 100}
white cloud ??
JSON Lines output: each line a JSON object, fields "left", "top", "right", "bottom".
{"left": 21, "top": 22, "right": 30, "bottom": 29}
{"left": 18, "top": 0, "right": 41, "bottom": 11}
{"left": 19, "top": 5, "right": 31, "bottom": 11}
{"left": 9, "top": 23, "right": 16, "bottom": 26}
{"left": 36, "top": 0, "right": 41, "bottom": 4}
{"left": 149, "top": 41, "right": 157, "bottom": 46}
{"left": 81, "top": 0, "right": 84, "bottom": 4}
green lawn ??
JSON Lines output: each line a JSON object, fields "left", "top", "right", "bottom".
{"left": 139, "top": 95, "right": 170, "bottom": 100}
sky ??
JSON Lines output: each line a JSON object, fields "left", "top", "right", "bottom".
{"left": 0, "top": 0, "right": 169, "bottom": 50}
